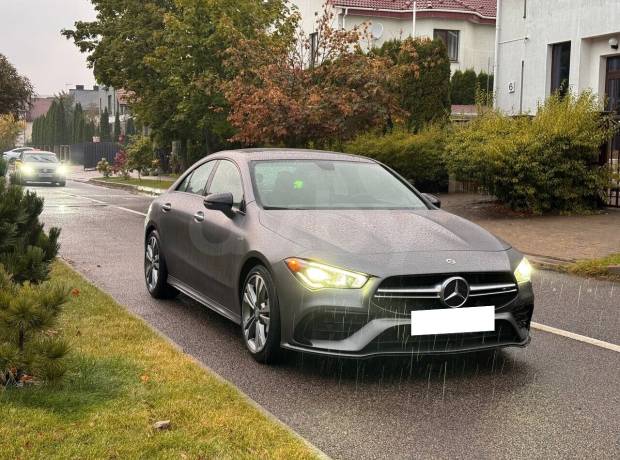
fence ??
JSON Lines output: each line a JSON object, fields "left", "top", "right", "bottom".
{"left": 32, "top": 142, "right": 122, "bottom": 169}
{"left": 599, "top": 115, "right": 620, "bottom": 208}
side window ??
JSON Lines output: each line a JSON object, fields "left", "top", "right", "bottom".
{"left": 176, "top": 172, "right": 193, "bottom": 192}
{"left": 208, "top": 160, "right": 244, "bottom": 208}
{"left": 183, "top": 161, "right": 216, "bottom": 195}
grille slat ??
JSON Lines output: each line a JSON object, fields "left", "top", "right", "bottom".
{"left": 372, "top": 272, "right": 518, "bottom": 315}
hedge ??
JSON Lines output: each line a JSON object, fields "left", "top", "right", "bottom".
{"left": 444, "top": 92, "right": 615, "bottom": 214}
{"left": 343, "top": 126, "right": 448, "bottom": 193}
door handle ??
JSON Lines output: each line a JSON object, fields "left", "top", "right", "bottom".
{"left": 193, "top": 211, "right": 205, "bottom": 222}
{"left": 162, "top": 203, "right": 172, "bottom": 212}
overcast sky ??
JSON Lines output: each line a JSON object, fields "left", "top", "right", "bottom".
{"left": 0, "top": 0, "right": 97, "bottom": 96}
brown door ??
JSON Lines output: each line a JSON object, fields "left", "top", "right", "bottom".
{"left": 605, "top": 56, "right": 620, "bottom": 112}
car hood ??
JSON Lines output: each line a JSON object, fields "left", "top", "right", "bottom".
{"left": 259, "top": 209, "right": 510, "bottom": 255}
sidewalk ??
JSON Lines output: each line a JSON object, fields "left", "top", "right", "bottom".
{"left": 67, "top": 165, "right": 177, "bottom": 183}
{"left": 440, "top": 193, "right": 620, "bottom": 262}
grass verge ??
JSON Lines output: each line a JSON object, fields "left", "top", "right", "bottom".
{"left": 96, "top": 176, "right": 176, "bottom": 190}
{"left": 563, "top": 253, "right": 620, "bottom": 281}
{"left": 0, "top": 261, "right": 318, "bottom": 459}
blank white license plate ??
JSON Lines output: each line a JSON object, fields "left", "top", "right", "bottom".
{"left": 411, "top": 306, "right": 495, "bottom": 336}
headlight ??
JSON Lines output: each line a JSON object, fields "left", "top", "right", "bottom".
{"left": 285, "top": 258, "right": 369, "bottom": 289}
{"left": 20, "top": 165, "right": 34, "bottom": 176}
{"left": 514, "top": 257, "right": 533, "bottom": 284}
{"left": 57, "top": 165, "right": 68, "bottom": 175}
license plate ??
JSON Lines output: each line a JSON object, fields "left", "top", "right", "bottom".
{"left": 39, "top": 173, "right": 53, "bottom": 177}
{"left": 411, "top": 306, "right": 495, "bottom": 336}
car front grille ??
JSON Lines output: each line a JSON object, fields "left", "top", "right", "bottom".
{"left": 371, "top": 272, "right": 519, "bottom": 317}
{"left": 363, "top": 319, "right": 523, "bottom": 354}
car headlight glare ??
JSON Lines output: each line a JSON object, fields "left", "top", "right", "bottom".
{"left": 514, "top": 257, "right": 533, "bottom": 284}
{"left": 285, "top": 258, "right": 368, "bottom": 289}
{"left": 57, "top": 165, "right": 68, "bottom": 175}
{"left": 20, "top": 165, "right": 34, "bottom": 176}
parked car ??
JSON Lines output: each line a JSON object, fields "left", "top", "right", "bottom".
{"left": 144, "top": 149, "right": 534, "bottom": 363}
{"left": 2, "top": 147, "right": 33, "bottom": 162}
{"left": 12, "top": 150, "right": 67, "bottom": 186}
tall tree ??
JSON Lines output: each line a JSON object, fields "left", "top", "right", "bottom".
{"left": 225, "top": 8, "right": 401, "bottom": 148}
{"left": 99, "top": 107, "right": 111, "bottom": 141}
{"left": 113, "top": 112, "right": 121, "bottom": 141}
{"left": 63, "top": 0, "right": 290, "bottom": 166}
{"left": 0, "top": 54, "right": 33, "bottom": 116}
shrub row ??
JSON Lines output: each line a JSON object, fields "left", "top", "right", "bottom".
{"left": 343, "top": 125, "right": 448, "bottom": 193}
{"left": 344, "top": 92, "right": 615, "bottom": 213}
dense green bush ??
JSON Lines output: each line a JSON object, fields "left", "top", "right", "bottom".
{"left": 344, "top": 126, "right": 448, "bottom": 192}
{"left": 445, "top": 92, "right": 614, "bottom": 213}
{"left": 451, "top": 69, "right": 494, "bottom": 105}
{"left": 374, "top": 38, "right": 451, "bottom": 132}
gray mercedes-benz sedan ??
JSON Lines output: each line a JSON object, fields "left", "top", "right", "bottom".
{"left": 144, "top": 149, "right": 534, "bottom": 363}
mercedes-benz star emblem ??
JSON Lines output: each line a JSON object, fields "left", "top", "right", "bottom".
{"left": 440, "top": 276, "right": 469, "bottom": 308}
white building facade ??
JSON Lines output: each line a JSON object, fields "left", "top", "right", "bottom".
{"left": 495, "top": 0, "right": 620, "bottom": 115}
{"left": 291, "top": 0, "right": 497, "bottom": 74}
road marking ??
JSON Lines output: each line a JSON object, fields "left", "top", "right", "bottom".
{"left": 57, "top": 186, "right": 620, "bottom": 354}
{"left": 531, "top": 322, "right": 620, "bottom": 353}
{"left": 59, "top": 190, "right": 148, "bottom": 217}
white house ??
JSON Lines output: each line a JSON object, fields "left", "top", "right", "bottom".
{"left": 495, "top": 0, "right": 620, "bottom": 115}
{"left": 291, "top": 0, "right": 497, "bottom": 74}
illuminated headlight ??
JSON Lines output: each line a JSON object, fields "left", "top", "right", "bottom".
{"left": 285, "top": 258, "right": 369, "bottom": 289}
{"left": 20, "top": 165, "right": 35, "bottom": 176}
{"left": 514, "top": 257, "right": 533, "bottom": 284}
{"left": 57, "top": 165, "right": 68, "bottom": 175}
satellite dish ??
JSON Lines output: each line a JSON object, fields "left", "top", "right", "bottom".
{"left": 371, "top": 22, "right": 384, "bottom": 40}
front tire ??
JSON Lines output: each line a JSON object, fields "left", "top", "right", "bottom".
{"left": 144, "top": 230, "right": 178, "bottom": 299}
{"left": 241, "top": 266, "right": 281, "bottom": 364}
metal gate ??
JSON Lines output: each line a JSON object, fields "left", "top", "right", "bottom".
{"left": 603, "top": 116, "right": 620, "bottom": 208}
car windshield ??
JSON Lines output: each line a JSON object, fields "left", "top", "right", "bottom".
{"left": 23, "top": 153, "right": 58, "bottom": 163}
{"left": 251, "top": 159, "right": 428, "bottom": 210}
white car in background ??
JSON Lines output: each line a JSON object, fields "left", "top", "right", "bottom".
{"left": 2, "top": 147, "right": 34, "bottom": 162}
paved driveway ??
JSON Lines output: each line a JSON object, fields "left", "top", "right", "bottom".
{"left": 36, "top": 181, "right": 620, "bottom": 459}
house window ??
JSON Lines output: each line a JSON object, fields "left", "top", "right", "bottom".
{"left": 434, "top": 29, "right": 459, "bottom": 62}
{"left": 550, "top": 41, "right": 571, "bottom": 96}
{"left": 309, "top": 32, "right": 318, "bottom": 68}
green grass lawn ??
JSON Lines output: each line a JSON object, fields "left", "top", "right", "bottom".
{"left": 0, "top": 262, "right": 318, "bottom": 459}
{"left": 564, "top": 253, "right": 620, "bottom": 281}
{"left": 97, "top": 176, "right": 176, "bottom": 190}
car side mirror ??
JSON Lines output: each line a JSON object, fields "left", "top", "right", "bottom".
{"left": 423, "top": 193, "right": 441, "bottom": 208}
{"left": 204, "top": 192, "right": 234, "bottom": 213}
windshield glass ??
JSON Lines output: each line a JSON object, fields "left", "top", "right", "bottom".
{"left": 23, "top": 153, "right": 58, "bottom": 163}
{"left": 251, "top": 159, "right": 428, "bottom": 210}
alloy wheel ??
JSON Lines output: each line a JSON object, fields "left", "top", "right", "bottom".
{"left": 145, "top": 236, "right": 160, "bottom": 291}
{"left": 242, "top": 273, "right": 271, "bottom": 353}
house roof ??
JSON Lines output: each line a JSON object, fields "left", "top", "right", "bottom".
{"left": 331, "top": 1, "right": 496, "bottom": 18}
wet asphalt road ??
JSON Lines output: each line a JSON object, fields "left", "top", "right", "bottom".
{"left": 35, "top": 180, "right": 619, "bottom": 459}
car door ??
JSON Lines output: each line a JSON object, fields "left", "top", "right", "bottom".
{"left": 158, "top": 160, "right": 216, "bottom": 287}
{"left": 194, "top": 159, "right": 247, "bottom": 313}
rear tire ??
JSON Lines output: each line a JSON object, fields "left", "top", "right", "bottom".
{"left": 144, "top": 230, "right": 178, "bottom": 299}
{"left": 240, "top": 265, "right": 281, "bottom": 364}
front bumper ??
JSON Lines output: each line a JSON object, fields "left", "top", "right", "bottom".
{"left": 274, "top": 263, "right": 534, "bottom": 358}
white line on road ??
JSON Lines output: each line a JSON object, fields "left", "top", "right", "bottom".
{"left": 59, "top": 190, "right": 148, "bottom": 217}
{"left": 60, "top": 187, "right": 620, "bottom": 354}
{"left": 531, "top": 322, "right": 620, "bottom": 353}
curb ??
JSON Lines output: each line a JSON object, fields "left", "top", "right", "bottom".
{"left": 87, "top": 178, "right": 164, "bottom": 196}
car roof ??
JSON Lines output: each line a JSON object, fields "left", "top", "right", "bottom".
{"left": 22, "top": 150, "right": 57, "bottom": 157}
{"left": 210, "top": 148, "right": 376, "bottom": 163}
